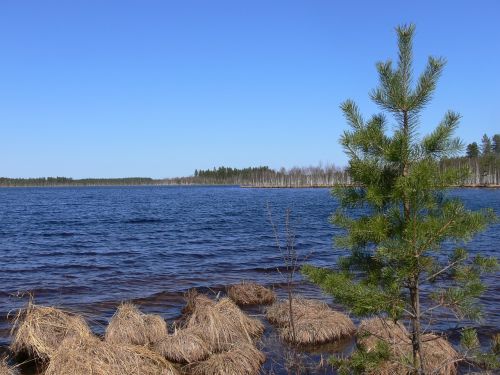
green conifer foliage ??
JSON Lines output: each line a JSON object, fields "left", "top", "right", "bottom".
{"left": 302, "top": 24, "right": 498, "bottom": 374}
{"left": 466, "top": 142, "right": 479, "bottom": 158}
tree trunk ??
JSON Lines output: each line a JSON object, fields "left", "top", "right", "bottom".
{"left": 409, "top": 284, "right": 425, "bottom": 374}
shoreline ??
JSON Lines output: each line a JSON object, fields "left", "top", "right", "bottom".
{"left": 1, "top": 184, "right": 499, "bottom": 189}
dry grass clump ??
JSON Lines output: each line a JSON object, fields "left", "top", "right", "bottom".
{"left": 184, "top": 293, "right": 264, "bottom": 350}
{"left": 266, "top": 298, "right": 330, "bottom": 326}
{"left": 215, "top": 298, "right": 264, "bottom": 339}
{"left": 358, "top": 317, "right": 458, "bottom": 375}
{"left": 280, "top": 312, "right": 356, "bottom": 345}
{"left": 105, "top": 302, "right": 167, "bottom": 346}
{"left": 182, "top": 290, "right": 215, "bottom": 315}
{"left": 188, "top": 342, "right": 265, "bottom": 375}
{"left": 228, "top": 282, "right": 276, "bottom": 306}
{"left": 10, "top": 302, "right": 93, "bottom": 360}
{"left": 357, "top": 317, "right": 409, "bottom": 350}
{"left": 0, "top": 358, "right": 17, "bottom": 375}
{"left": 45, "top": 334, "right": 180, "bottom": 375}
{"left": 267, "top": 298, "right": 355, "bottom": 345}
{"left": 154, "top": 326, "right": 212, "bottom": 363}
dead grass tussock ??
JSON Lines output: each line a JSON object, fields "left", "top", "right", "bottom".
{"left": 10, "top": 302, "right": 93, "bottom": 360}
{"left": 154, "top": 326, "right": 212, "bottom": 363}
{"left": 182, "top": 290, "right": 215, "bottom": 315}
{"left": 267, "top": 298, "right": 354, "bottom": 345}
{"left": 185, "top": 295, "right": 264, "bottom": 350}
{"left": 228, "top": 282, "right": 276, "bottom": 306}
{"left": 419, "top": 334, "right": 459, "bottom": 375}
{"left": 266, "top": 298, "right": 330, "bottom": 326}
{"left": 188, "top": 342, "right": 265, "bottom": 375}
{"left": 358, "top": 318, "right": 458, "bottom": 375}
{"left": 105, "top": 302, "right": 167, "bottom": 346}
{"left": 45, "top": 334, "right": 180, "bottom": 375}
{"left": 280, "top": 311, "right": 356, "bottom": 345}
{"left": 0, "top": 358, "right": 17, "bottom": 375}
{"left": 358, "top": 317, "right": 409, "bottom": 350}
{"left": 215, "top": 298, "right": 264, "bottom": 339}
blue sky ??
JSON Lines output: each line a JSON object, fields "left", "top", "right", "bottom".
{"left": 1, "top": 1, "right": 499, "bottom": 178}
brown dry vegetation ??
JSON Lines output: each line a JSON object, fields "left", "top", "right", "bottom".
{"left": 45, "top": 334, "right": 179, "bottom": 375}
{"left": 176, "top": 291, "right": 266, "bottom": 375}
{"left": 358, "top": 317, "right": 458, "bottom": 375}
{"left": 188, "top": 342, "right": 266, "bottom": 375}
{"left": 5, "top": 296, "right": 464, "bottom": 375}
{"left": 280, "top": 313, "right": 356, "bottom": 345}
{"left": 0, "top": 358, "right": 16, "bottom": 375}
{"left": 10, "top": 302, "right": 94, "bottom": 360}
{"left": 266, "top": 298, "right": 330, "bottom": 326}
{"left": 358, "top": 317, "right": 409, "bottom": 349}
{"left": 181, "top": 290, "right": 215, "bottom": 315}
{"left": 105, "top": 302, "right": 167, "bottom": 346}
{"left": 185, "top": 294, "right": 264, "bottom": 350}
{"left": 154, "top": 326, "right": 213, "bottom": 363}
{"left": 267, "top": 298, "right": 355, "bottom": 345}
{"left": 228, "top": 282, "right": 276, "bottom": 306}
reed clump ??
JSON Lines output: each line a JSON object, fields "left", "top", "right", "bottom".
{"left": 228, "top": 282, "right": 276, "bottom": 306}
{"left": 188, "top": 342, "right": 266, "bottom": 375}
{"left": 185, "top": 293, "right": 264, "bottom": 350}
{"left": 153, "top": 326, "right": 212, "bottom": 363}
{"left": 182, "top": 290, "right": 215, "bottom": 315}
{"left": 358, "top": 317, "right": 458, "bottom": 375}
{"left": 105, "top": 302, "right": 167, "bottom": 346}
{"left": 267, "top": 297, "right": 355, "bottom": 345}
{"left": 45, "top": 334, "right": 180, "bottom": 375}
{"left": 10, "top": 302, "right": 94, "bottom": 361}
{"left": 214, "top": 297, "right": 265, "bottom": 339}
{"left": 357, "top": 317, "right": 409, "bottom": 350}
{"left": 175, "top": 291, "right": 266, "bottom": 374}
{"left": 0, "top": 358, "right": 17, "bottom": 375}
{"left": 266, "top": 298, "right": 330, "bottom": 326}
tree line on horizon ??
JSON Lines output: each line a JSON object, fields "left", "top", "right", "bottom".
{"left": 1, "top": 135, "right": 499, "bottom": 187}
{"left": 0, "top": 176, "right": 157, "bottom": 187}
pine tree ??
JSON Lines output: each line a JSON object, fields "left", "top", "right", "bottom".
{"left": 492, "top": 134, "right": 500, "bottom": 154}
{"left": 481, "top": 134, "right": 492, "bottom": 155}
{"left": 466, "top": 142, "right": 479, "bottom": 158}
{"left": 302, "top": 24, "right": 498, "bottom": 374}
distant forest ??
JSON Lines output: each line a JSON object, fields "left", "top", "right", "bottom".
{"left": 0, "top": 177, "right": 159, "bottom": 187}
{"left": 441, "top": 133, "right": 500, "bottom": 186}
{"left": 1, "top": 134, "right": 499, "bottom": 187}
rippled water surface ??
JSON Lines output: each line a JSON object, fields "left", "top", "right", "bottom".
{"left": 0, "top": 186, "right": 499, "bottom": 371}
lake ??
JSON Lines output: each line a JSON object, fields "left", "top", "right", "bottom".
{"left": 0, "top": 186, "right": 499, "bottom": 372}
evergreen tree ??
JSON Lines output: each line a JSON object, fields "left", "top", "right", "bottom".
{"left": 466, "top": 142, "right": 479, "bottom": 158}
{"left": 302, "top": 24, "right": 498, "bottom": 374}
{"left": 481, "top": 134, "right": 492, "bottom": 155}
{"left": 492, "top": 134, "right": 500, "bottom": 154}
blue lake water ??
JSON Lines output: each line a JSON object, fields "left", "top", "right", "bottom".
{"left": 0, "top": 186, "right": 499, "bottom": 366}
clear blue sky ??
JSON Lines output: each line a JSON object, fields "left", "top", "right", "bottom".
{"left": 1, "top": 1, "right": 499, "bottom": 178}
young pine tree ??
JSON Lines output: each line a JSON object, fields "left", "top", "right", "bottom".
{"left": 302, "top": 24, "right": 498, "bottom": 374}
